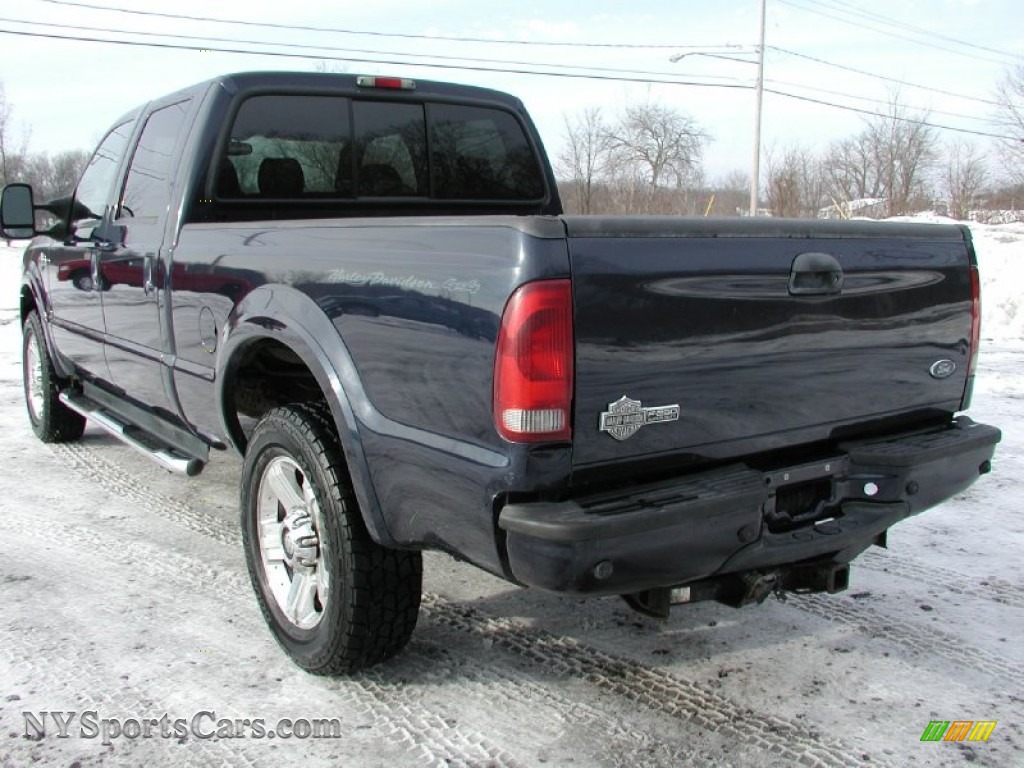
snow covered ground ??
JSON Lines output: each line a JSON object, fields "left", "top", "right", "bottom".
{"left": 0, "top": 218, "right": 1021, "bottom": 768}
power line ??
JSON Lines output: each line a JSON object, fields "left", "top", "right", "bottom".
{"left": 766, "top": 77, "right": 996, "bottom": 123}
{"left": 768, "top": 46, "right": 1001, "bottom": 107}
{"left": 38, "top": 0, "right": 747, "bottom": 51}
{"left": 0, "top": 25, "right": 1016, "bottom": 142}
{"left": 803, "top": 0, "right": 1021, "bottom": 61}
{"left": 33, "top": 0, "right": 1008, "bottom": 109}
{"left": 776, "top": 0, "right": 1011, "bottom": 65}
{"left": 764, "top": 87, "right": 1014, "bottom": 140}
{"left": 0, "top": 17, "right": 750, "bottom": 86}
{"left": 0, "top": 27, "right": 756, "bottom": 91}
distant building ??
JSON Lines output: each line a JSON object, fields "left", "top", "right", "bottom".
{"left": 818, "top": 198, "right": 888, "bottom": 220}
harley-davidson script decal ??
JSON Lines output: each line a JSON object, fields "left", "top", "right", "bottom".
{"left": 598, "top": 396, "right": 680, "bottom": 441}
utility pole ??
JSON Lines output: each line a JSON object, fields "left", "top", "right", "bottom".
{"left": 750, "top": 0, "right": 766, "bottom": 217}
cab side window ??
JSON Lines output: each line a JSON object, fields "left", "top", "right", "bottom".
{"left": 72, "top": 122, "right": 132, "bottom": 237}
{"left": 220, "top": 94, "right": 351, "bottom": 198}
{"left": 119, "top": 100, "right": 191, "bottom": 222}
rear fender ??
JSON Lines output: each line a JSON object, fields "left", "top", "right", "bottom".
{"left": 217, "top": 284, "right": 394, "bottom": 546}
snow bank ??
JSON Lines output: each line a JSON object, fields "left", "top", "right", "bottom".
{"left": 1, "top": 242, "right": 25, "bottom": 315}
{"left": 970, "top": 221, "right": 1024, "bottom": 344}
{"left": 891, "top": 214, "right": 1024, "bottom": 344}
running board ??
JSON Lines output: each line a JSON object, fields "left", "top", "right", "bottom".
{"left": 59, "top": 391, "right": 205, "bottom": 476}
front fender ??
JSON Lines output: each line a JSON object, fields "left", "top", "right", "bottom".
{"left": 20, "top": 242, "right": 74, "bottom": 379}
{"left": 216, "top": 284, "right": 395, "bottom": 547}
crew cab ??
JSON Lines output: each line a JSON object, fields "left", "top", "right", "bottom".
{"left": 1, "top": 71, "right": 1000, "bottom": 674}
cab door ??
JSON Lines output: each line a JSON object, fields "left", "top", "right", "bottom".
{"left": 100, "top": 99, "right": 193, "bottom": 411}
{"left": 45, "top": 121, "right": 134, "bottom": 380}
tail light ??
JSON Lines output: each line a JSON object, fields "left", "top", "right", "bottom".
{"left": 963, "top": 264, "right": 981, "bottom": 409}
{"left": 493, "top": 279, "right": 573, "bottom": 442}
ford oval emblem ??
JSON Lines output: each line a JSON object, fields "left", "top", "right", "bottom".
{"left": 929, "top": 359, "right": 957, "bottom": 379}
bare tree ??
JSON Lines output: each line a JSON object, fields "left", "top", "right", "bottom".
{"left": 994, "top": 63, "right": 1024, "bottom": 184}
{"left": 21, "top": 149, "right": 90, "bottom": 201}
{"left": 0, "top": 82, "right": 15, "bottom": 185}
{"left": 945, "top": 141, "right": 987, "bottom": 220}
{"left": 763, "top": 144, "right": 829, "bottom": 218}
{"left": 867, "top": 94, "right": 938, "bottom": 216}
{"left": 822, "top": 132, "right": 883, "bottom": 209}
{"left": 765, "top": 146, "right": 802, "bottom": 217}
{"left": 0, "top": 82, "right": 31, "bottom": 189}
{"left": 606, "top": 102, "right": 706, "bottom": 214}
{"left": 556, "top": 108, "right": 611, "bottom": 214}
{"left": 554, "top": 101, "right": 708, "bottom": 215}
{"left": 704, "top": 170, "right": 749, "bottom": 216}
{"left": 820, "top": 95, "right": 937, "bottom": 218}
{"left": 607, "top": 103, "right": 705, "bottom": 188}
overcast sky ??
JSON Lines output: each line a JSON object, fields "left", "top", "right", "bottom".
{"left": 0, "top": 0, "right": 1019, "bottom": 181}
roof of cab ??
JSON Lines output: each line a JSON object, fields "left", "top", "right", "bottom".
{"left": 104, "top": 70, "right": 530, "bottom": 158}
{"left": 206, "top": 70, "right": 526, "bottom": 109}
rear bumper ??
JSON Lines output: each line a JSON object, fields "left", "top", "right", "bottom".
{"left": 497, "top": 417, "right": 1001, "bottom": 595}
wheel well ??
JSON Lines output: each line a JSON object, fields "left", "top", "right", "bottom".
{"left": 226, "top": 338, "right": 328, "bottom": 449}
{"left": 21, "top": 286, "right": 36, "bottom": 324}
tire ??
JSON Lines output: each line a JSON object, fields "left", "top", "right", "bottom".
{"left": 71, "top": 273, "right": 94, "bottom": 291}
{"left": 240, "top": 402, "right": 422, "bottom": 674}
{"left": 22, "top": 310, "right": 86, "bottom": 443}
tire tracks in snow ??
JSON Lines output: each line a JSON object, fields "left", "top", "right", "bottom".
{"left": 26, "top": 492, "right": 525, "bottom": 768}
{"left": 858, "top": 549, "right": 1024, "bottom": 609}
{"left": 31, "top": 478, "right": 700, "bottom": 766}
{"left": 1, "top": 526, "right": 261, "bottom": 768}
{"left": 35, "top": 517, "right": 676, "bottom": 768}
{"left": 419, "top": 596, "right": 888, "bottom": 768}
{"left": 785, "top": 591, "right": 1024, "bottom": 689}
{"left": 53, "top": 442, "right": 238, "bottom": 547}
{"left": 55, "top": 439, "right": 891, "bottom": 768}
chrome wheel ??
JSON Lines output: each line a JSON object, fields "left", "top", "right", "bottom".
{"left": 24, "top": 323, "right": 45, "bottom": 424}
{"left": 241, "top": 404, "right": 421, "bottom": 673}
{"left": 21, "top": 310, "right": 86, "bottom": 443}
{"left": 256, "top": 456, "right": 329, "bottom": 630}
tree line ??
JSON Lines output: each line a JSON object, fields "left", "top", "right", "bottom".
{"left": 0, "top": 84, "right": 90, "bottom": 203}
{"left": 557, "top": 64, "right": 1024, "bottom": 221}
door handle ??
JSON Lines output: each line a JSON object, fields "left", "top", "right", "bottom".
{"left": 789, "top": 252, "right": 844, "bottom": 296}
{"left": 143, "top": 255, "right": 155, "bottom": 295}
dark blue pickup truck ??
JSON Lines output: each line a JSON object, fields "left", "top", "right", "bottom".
{"left": 1, "top": 72, "right": 1000, "bottom": 674}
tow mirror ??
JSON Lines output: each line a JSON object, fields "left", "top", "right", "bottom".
{"left": 1, "top": 183, "right": 37, "bottom": 239}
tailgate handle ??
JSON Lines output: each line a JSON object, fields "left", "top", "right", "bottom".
{"left": 789, "top": 252, "right": 844, "bottom": 296}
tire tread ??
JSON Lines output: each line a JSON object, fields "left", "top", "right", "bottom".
{"left": 22, "top": 310, "right": 86, "bottom": 443}
{"left": 242, "top": 401, "right": 421, "bottom": 674}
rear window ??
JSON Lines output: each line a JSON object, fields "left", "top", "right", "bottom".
{"left": 216, "top": 94, "right": 545, "bottom": 202}
{"left": 429, "top": 104, "right": 545, "bottom": 200}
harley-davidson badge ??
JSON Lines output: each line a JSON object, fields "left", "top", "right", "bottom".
{"left": 598, "top": 396, "right": 680, "bottom": 441}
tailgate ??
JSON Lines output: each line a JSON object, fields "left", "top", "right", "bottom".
{"left": 565, "top": 217, "right": 974, "bottom": 468}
